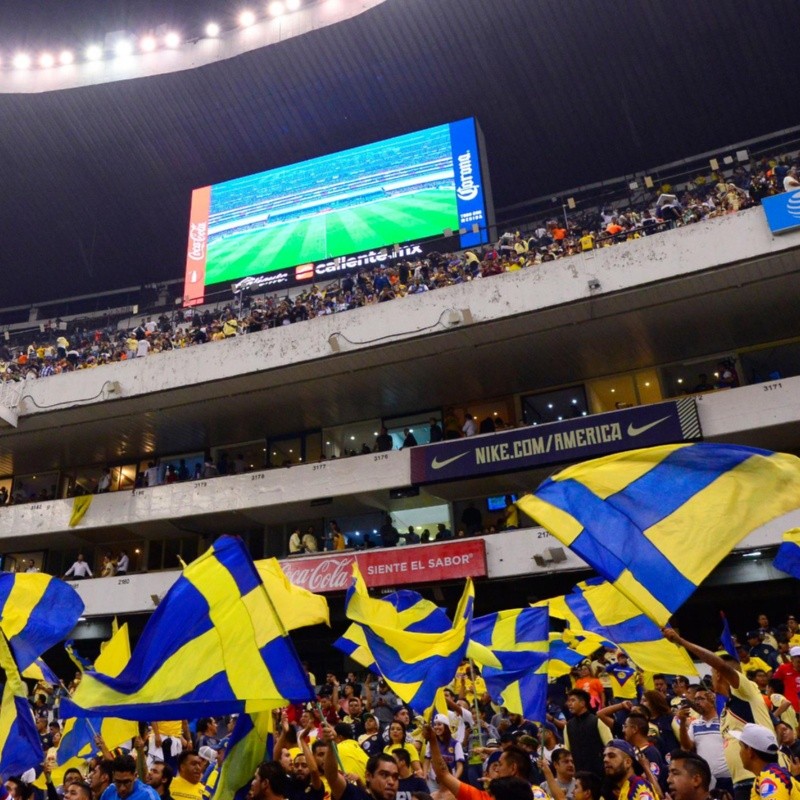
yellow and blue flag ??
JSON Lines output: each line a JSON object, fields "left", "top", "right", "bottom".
{"left": 214, "top": 710, "right": 274, "bottom": 800}
{"left": 343, "top": 566, "right": 474, "bottom": 713}
{"left": 254, "top": 558, "right": 330, "bottom": 629}
{"left": 56, "top": 623, "right": 139, "bottom": 765}
{"left": 62, "top": 536, "right": 315, "bottom": 720}
{"left": 547, "top": 633, "right": 585, "bottom": 678}
{"left": 774, "top": 528, "right": 800, "bottom": 579}
{"left": 0, "top": 573, "right": 84, "bottom": 671}
{"left": 542, "top": 580, "right": 697, "bottom": 675}
{"left": 470, "top": 608, "right": 549, "bottom": 721}
{"left": 0, "top": 631, "right": 43, "bottom": 780}
{"left": 64, "top": 640, "right": 93, "bottom": 673}
{"left": 517, "top": 443, "right": 800, "bottom": 625}
{"left": 22, "top": 658, "right": 59, "bottom": 685}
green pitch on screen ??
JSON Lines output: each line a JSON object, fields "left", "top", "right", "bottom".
{"left": 205, "top": 189, "right": 457, "bottom": 285}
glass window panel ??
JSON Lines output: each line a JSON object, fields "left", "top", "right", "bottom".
{"left": 11, "top": 472, "right": 59, "bottom": 503}
{"left": 634, "top": 369, "right": 663, "bottom": 405}
{"left": 521, "top": 386, "right": 588, "bottom": 425}
{"left": 586, "top": 375, "right": 637, "bottom": 413}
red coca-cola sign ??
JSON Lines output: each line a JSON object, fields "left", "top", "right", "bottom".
{"left": 279, "top": 539, "right": 487, "bottom": 593}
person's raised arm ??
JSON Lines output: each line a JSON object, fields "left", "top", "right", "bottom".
{"left": 273, "top": 710, "right": 291, "bottom": 762}
{"left": 538, "top": 758, "right": 566, "bottom": 800}
{"left": 598, "top": 701, "right": 631, "bottom": 730}
{"left": 322, "top": 723, "right": 348, "bottom": 800}
{"left": 299, "top": 726, "right": 322, "bottom": 790}
{"left": 661, "top": 628, "right": 739, "bottom": 688}
{"left": 676, "top": 708, "right": 695, "bottom": 751}
{"left": 422, "top": 724, "right": 462, "bottom": 797}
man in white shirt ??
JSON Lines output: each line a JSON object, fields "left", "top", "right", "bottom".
{"left": 116, "top": 550, "right": 130, "bottom": 575}
{"left": 136, "top": 338, "right": 151, "bottom": 358}
{"left": 64, "top": 554, "right": 93, "bottom": 580}
{"left": 462, "top": 414, "right": 477, "bottom": 437}
{"left": 677, "top": 688, "right": 731, "bottom": 790}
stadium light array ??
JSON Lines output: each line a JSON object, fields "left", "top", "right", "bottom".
{"left": 13, "top": 53, "right": 31, "bottom": 70}
{"left": 2, "top": 0, "right": 310, "bottom": 71}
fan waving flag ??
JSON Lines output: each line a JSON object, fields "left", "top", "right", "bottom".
{"left": 539, "top": 580, "right": 697, "bottom": 675}
{"left": 470, "top": 608, "right": 549, "bottom": 722}
{"left": 0, "top": 632, "right": 44, "bottom": 780}
{"left": 774, "top": 528, "right": 800, "bottom": 579}
{"left": 0, "top": 573, "right": 84, "bottom": 671}
{"left": 344, "top": 566, "right": 474, "bottom": 713}
{"left": 517, "top": 443, "right": 800, "bottom": 625}
{"left": 62, "top": 536, "right": 314, "bottom": 720}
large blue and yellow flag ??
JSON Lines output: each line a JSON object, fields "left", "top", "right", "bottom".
{"left": 518, "top": 443, "right": 800, "bottom": 625}
{"left": 0, "top": 631, "right": 44, "bottom": 780}
{"left": 344, "top": 566, "right": 474, "bottom": 713}
{"left": 22, "top": 658, "right": 59, "bottom": 685}
{"left": 62, "top": 536, "right": 315, "bottom": 720}
{"left": 470, "top": 608, "right": 549, "bottom": 722}
{"left": 0, "top": 573, "right": 84, "bottom": 671}
{"left": 774, "top": 528, "right": 800, "bottom": 579}
{"left": 540, "top": 579, "right": 696, "bottom": 675}
{"left": 254, "top": 558, "right": 330, "bottom": 629}
{"left": 547, "top": 633, "right": 585, "bottom": 678}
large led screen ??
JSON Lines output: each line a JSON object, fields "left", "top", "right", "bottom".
{"left": 183, "top": 118, "right": 492, "bottom": 305}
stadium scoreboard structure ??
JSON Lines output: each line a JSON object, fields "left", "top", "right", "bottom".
{"left": 183, "top": 118, "right": 493, "bottom": 305}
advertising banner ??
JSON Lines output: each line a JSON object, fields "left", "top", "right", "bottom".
{"left": 183, "top": 186, "right": 211, "bottom": 306}
{"left": 410, "top": 398, "right": 701, "bottom": 484}
{"left": 279, "top": 538, "right": 486, "bottom": 593}
{"left": 761, "top": 189, "right": 800, "bottom": 235}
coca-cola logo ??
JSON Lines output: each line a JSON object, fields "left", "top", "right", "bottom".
{"left": 282, "top": 556, "right": 355, "bottom": 593}
{"left": 188, "top": 222, "right": 207, "bottom": 261}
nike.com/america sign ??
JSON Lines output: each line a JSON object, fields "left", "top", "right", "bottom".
{"left": 410, "top": 398, "right": 701, "bottom": 483}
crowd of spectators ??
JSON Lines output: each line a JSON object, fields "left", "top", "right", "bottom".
{"left": 1, "top": 154, "right": 798, "bottom": 385}
{"left": 18, "top": 611, "right": 800, "bottom": 800}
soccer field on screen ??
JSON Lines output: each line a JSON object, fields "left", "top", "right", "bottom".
{"left": 205, "top": 189, "right": 457, "bottom": 285}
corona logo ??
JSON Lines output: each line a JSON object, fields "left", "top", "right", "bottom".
{"left": 456, "top": 151, "right": 479, "bottom": 201}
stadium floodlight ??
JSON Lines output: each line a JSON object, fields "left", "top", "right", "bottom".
{"left": 164, "top": 31, "right": 181, "bottom": 48}
{"left": 286, "top": 0, "right": 301, "bottom": 9}
{"left": 13, "top": 53, "right": 32, "bottom": 70}
{"left": 239, "top": 9, "right": 256, "bottom": 26}
{"left": 140, "top": 35, "right": 157, "bottom": 52}
{"left": 85, "top": 44, "right": 103, "bottom": 61}
{"left": 114, "top": 39, "right": 133, "bottom": 58}
{"left": 269, "top": 1, "right": 286, "bottom": 16}
{"left": 39, "top": 52, "right": 55, "bottom": 69}
{"left": 205, "top": 22, "right": 221, "bottom": 37}
{"left": 59, "top": 50, "right": 75, "bottom": 65}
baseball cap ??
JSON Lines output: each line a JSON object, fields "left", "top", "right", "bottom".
{"left": 789, "top": 646, "right": 800, "bottom": 657}
{"left": 729, "top": 723, "right": 778, "bottom": 753}
{"left": 433, "top": 714, "right": 450, "bottom": 726}
{"left": 606, "top": 739, "right": 637, "bottom": 760}
{"left": 198, "top": 746, "right": 218, "bottom": 763}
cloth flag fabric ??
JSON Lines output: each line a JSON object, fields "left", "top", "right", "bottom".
{"left": 0, "top": 572, "right": 84, "bottom": 671}
{"left": 547, "top": 633, "right": 585, "bottom": 678}
{"left": 540, "top": 579, "right": 697, "bottom": 675}
{"left": 470, "top": 608, "right": 549, "bottom": 721}
{"left": 517, "top": 443, "right": 800, "bottom": 625}
{"left": 22, "top": 658, "right": 59, "bottom": 685}
{"left": 62, "top": 536, "right": 314, "bottom": 720}
{"left": 68, "top": 496, "right": 93, "bottom": 527}
{"left": 56, "top": 623, "right": 138, "bottom": 765}
{"left": 0, "top": 631, "right": 43, "bottom": 780}
{"left": 254, "top": 558, "right": 330, "bottom": 630}
{"left": 214, "top": 710, "right": 274, "bottom": 800}
{"left": 343, "top": 566, "right": 474, "bottom": 713}
{"left": 719, "top": 612, "right": 738, "bottom": 660}
{"left": 773, "top": 528, "right": 800, "bottom": 579}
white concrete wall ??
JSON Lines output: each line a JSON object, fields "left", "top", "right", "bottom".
{"left": 15, "top": 208, "right": 800, "bottom": 420}
{"left": 0, "top": 449, "right": 409, "bottom": 539}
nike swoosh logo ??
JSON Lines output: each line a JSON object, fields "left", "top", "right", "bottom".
{"left": 627, "top": 415, "right": 671, "bottom": 437}
{"left": 431, "top": 452, "right": 470, "bottom": 470}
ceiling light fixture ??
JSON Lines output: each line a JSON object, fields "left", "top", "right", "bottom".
{"left": 205, "top": 22, "right": 221, "bottom": 37}
{"left": 13, "top": 53, "right": 32, "bottom": 70}
{"left": 239, "top": 10, "right": 256, "bottom": 26}
{"left": 85, "top": 44, "right": 103, "bottom": 61}
{"left": 140, "top": 35, "right": 157, "bottom": 52}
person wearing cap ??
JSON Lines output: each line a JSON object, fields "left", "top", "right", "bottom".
{"left": 603, "top": 740, "right": 655, "bottom": 800}
{"left": 772, "top": 647, "right": 800, "bottom": 712}
{"left": 745, "top": 631, "right": 778, "bottom": 670}
{"left": 196, "top": 748, "right": 220, "bottom": 800}
{"left": 730, "top": 723, "right": 794, "bottom": 800}
{"left": 662, "top": 628, "right": 775, "bottom": 800}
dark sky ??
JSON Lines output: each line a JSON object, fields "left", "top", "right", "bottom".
{"left": 1, "top": 0, "right": 800, "bottom": 308}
